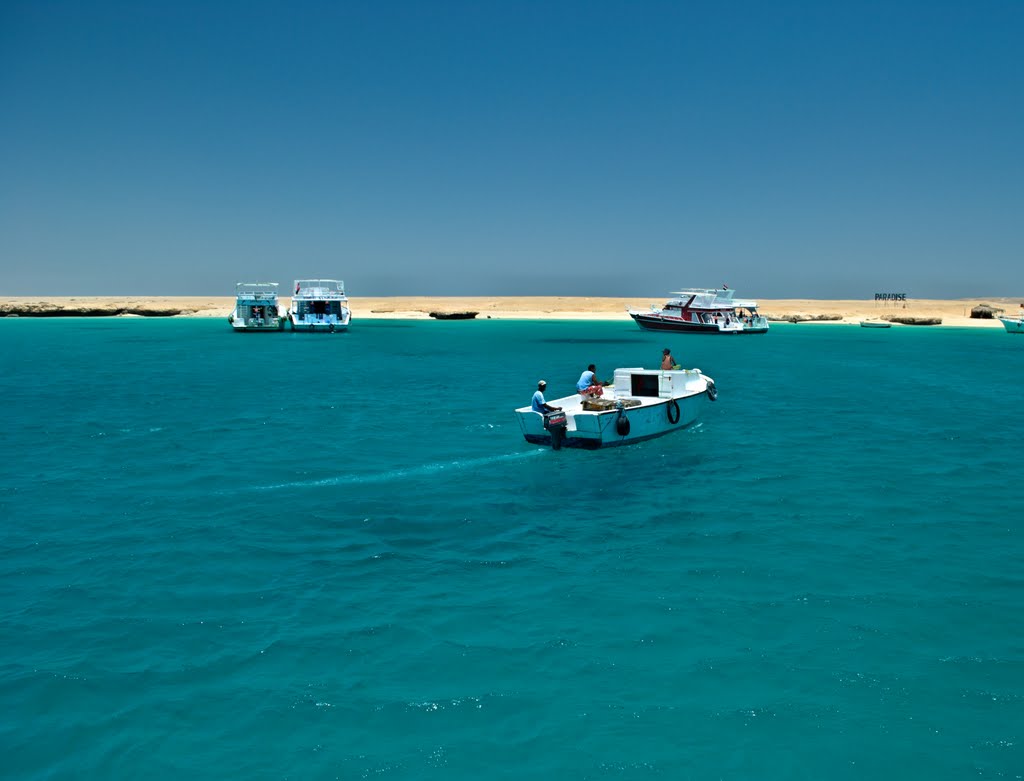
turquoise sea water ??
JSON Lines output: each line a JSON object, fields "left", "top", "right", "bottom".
{"left": 1, "top": 318, "right": 1022, "bottom": 780}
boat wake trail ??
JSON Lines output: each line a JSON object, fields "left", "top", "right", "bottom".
{"left": 247, "top": 449, "right": 545, "bottom": 492}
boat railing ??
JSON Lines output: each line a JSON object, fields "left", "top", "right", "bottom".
{"left": 670, "top": 288, "right": 732, "bottom": 296}
{"left": 236, "top": 282, "right": 279, "bottom": 296}
{"left": 293, "top": 280, "right": 346, "bottom": 298}
{"left": 236, "top": 293, "right": 280, "bottom": 302}
{"left": 292, "top": 291, "right": 348, "bottom": 300}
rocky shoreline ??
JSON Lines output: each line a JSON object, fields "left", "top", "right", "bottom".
{"left": 764, "top": 313, "right": 844, "bottom": 323}
{"left": 1, "top": 302, "right": 196, "bottom": 317}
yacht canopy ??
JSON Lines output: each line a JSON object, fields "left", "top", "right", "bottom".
{"left": 293, "top": 279, "right": 346, "bottom": 298}
{"left": 235, "top": 282, "right": 279, "bottom": 300}
{"left": 668, "top": 289, "right": 759, "bottom": 309}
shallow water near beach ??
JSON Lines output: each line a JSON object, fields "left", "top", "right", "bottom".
{"left": 1, "top": 318, "right": 1021, "bottom": 779}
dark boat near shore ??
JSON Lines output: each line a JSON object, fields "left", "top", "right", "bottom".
{"left": 429, "top": 311, "right": 479, "bottom": 320}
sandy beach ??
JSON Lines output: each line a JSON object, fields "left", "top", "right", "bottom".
{"left": 1, "top": 295, "right": 1021, "bottom": 327}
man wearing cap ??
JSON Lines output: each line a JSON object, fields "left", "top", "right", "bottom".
{"left": 531, "top": 381, "right": 561, "bottom": 414}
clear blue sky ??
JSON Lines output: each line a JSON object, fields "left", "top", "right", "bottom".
{"left": 1, "top": 0, "right": 1021, "bottom": 297}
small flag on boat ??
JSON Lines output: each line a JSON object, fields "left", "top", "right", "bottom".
{"left": 722, "top": 284, "right": 728, "bottom": 290}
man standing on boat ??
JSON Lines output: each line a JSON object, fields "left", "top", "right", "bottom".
{"left": 532, "top": 381, "right": 561, "bottom": 414}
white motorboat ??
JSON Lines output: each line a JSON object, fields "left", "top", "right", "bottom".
{"left": 229, "top": 282, "right": 283, "bottom": 331}
{"left": 999, "top": 316, "right": 1024, "bottom": 334}
{"left": 860, "top": 319, "right": 891, "bottom": 328}
{"left": 288, "top": 279, "right": 351, "bottom": 332}
{"left": 628, "top": 288, "right": 768, "bottom": 334}
{"left": 515, "top": 367, "right": 716, "bottom": 450}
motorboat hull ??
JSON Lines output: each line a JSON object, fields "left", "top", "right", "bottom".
{"left": 289, "top": 315, "right": 350, "bottom": 332}
{"left": 229, "top": 310, "right": 284, "bottom": 331}
{"left": 1000, "top": 317, "right": 1024, "bottom": 334}
{"left": 860, "top": 320, "right": 891, "bottom": 328}
{"left": 230, "top": 319, "right": 283, "bottom": 331}
{"left": 521, "top": 393, "right": 709, "bottom": 448}
{"left": 630, "top": 312, "right": 768, "bottom": 334}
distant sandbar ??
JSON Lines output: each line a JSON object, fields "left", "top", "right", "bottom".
{"left": 1, "top": 295, "right": 1021, "bottom": 328}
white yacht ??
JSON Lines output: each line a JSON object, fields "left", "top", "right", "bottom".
{"left": 228, "top": 282, "right": 283, "bottom": 331}
{"left": 288, "top": 279, "right": 351, "bottom": 332}
{"left": 628, "top": 288, "right": 769, "bottom": 334}
{"left": 515, "top": 367, "right": 716, "bottom": 450}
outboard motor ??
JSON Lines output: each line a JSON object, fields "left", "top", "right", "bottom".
{"left": 543, "top": 410, "right": 568, "bottom": 450}
{"left": 706, "top": 380, "right": 718, "bottom": 401}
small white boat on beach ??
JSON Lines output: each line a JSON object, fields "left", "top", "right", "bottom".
{"left": 628, "top": 288, "right": 768, "bottom": 334}
{"left": 229, "top": 282, "right": 283, "bottom": 331}
{"left": 515, "top": 367, "right": 716, "bottom": 450}
{"left": 860, "top": 319, "right": 891, "bottom": 329}
{"left": 288, "top": 279, "right": 351, "bottom": 332}
{"left": 999, "top": 316, "right": 1024, "bottom": 334}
